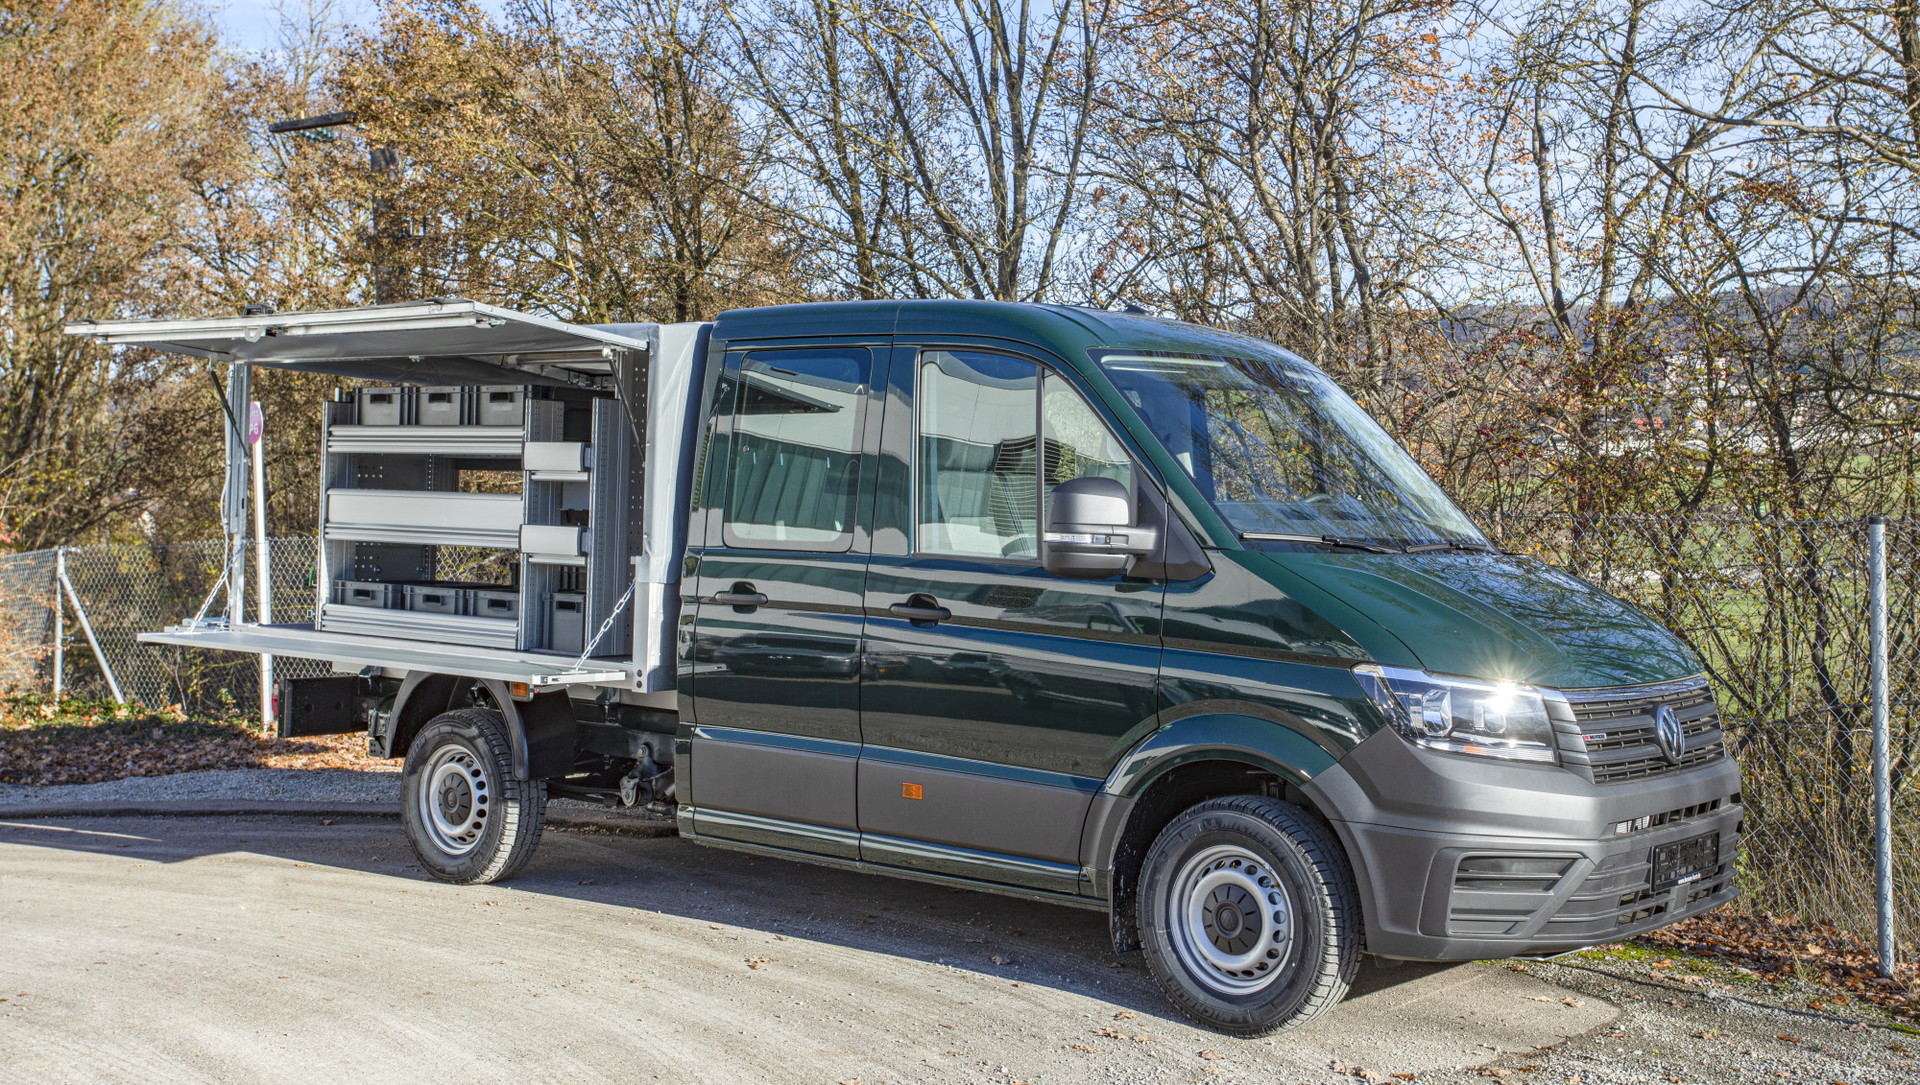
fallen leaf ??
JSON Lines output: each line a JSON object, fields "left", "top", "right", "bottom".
{"left": 1067, "top": 1043, "right": 1096, "bottom": 1053}
{"left": 745, "top": 956, "right": 771, "bottom": 970}
{"left": 1114, "top": 1010, "right": 1137, "bottom": 1020}
{"left": 1777, "top": 1034, "right": 1801, "bottom": 1043}
{"left": 1199, "top": 1050, "right": 1226, "bottom": 1061}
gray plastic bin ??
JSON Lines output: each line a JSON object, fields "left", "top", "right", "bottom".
{"left": 477, "top": 386, "right": 526, "bottom": 427}
{"left": 404, "top": 584, "right": 462, "bottom": 614}
{"left": 335, "top": 580, "right": 399, "bottom": 609}
{"left": 471, "top": 587, "right": 520, "bottom": 620}
{"left": 357, "top": 387, "right": 408, "bottom": 425}
{"left": 549, "top": 592, "right": 586, "bottom": 654}
{"left": 415, "top": 386, "right": 473, "bottom": 425}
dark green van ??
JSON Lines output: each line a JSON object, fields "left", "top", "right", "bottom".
{"left": 84, "top": 297, "right": 1740, "bottom": 1037}
{"left": 676, "top": 301, "right": 1740, "bottom": 1034}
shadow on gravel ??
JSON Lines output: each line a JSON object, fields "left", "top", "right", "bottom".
{"left": 0, "top": 813, "right": 1461, "bottom": 1023}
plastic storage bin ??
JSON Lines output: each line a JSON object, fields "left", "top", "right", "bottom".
{"left": 335, "top": 580, "right": 399, "bottom": 609}
{"left": 471, "top": 587, "right": 520, "bottom": 620}
{"left": 415, "top": 387, "right": 474, "bottom": 425}
{"left": 549, "top": 591, "right": 586, "bottom": 654}
{"left": 357, "top": 387, "right": 408, "bottom": 425}
{"left": 404, "top": 584, "right": 463, "bottom": 613}
{"left": 477, "top": 386, "right": 526, "bottom": 427}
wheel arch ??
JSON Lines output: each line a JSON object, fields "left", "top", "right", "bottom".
{"left": 1084, "top": 713, "right": 1350, "bottom": 954}
{"left": 387, "top": 673, "right": 577, "bottom": 780}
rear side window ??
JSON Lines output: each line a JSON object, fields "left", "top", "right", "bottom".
{"left": 721, "top": 347, "right": 871, "bottom": 551}
{"left": 915, "top": 350, "right": 1133, "bottom": 560}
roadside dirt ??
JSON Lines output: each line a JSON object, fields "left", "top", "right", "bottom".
{"left": 0, "top": 695, "right": 394, "bottom": 785}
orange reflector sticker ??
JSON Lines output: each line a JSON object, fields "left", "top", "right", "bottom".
{"left": 901, "top": 782, "right": 924, "bottom": 800}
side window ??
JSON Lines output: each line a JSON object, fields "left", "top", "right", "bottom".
{"left": 722, "top": 347, "right": 871, "bottom": 551}
{"left": 918, "top": 351, "right": 1041, "bottom": 558}
{"left": 915, "top": 351, "right": 1135, "bottom": 561}
{"left": 1042, "top": 369, "right": 1134, "bottom": 507}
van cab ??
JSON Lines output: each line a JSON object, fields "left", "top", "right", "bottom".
{"left": 75, "top": 297, "right": 1741, "bottom": 1036}
{"left": 676, "top": 300, "right": 1741, "bottom": 1034}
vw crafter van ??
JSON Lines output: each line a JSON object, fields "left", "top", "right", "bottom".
{"left": 73, "top": 299, "right": 1741, "bottom": 1036}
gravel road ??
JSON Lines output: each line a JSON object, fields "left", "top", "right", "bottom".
{"left": 0, "top": 767, "right": 400, "bottom": 807}
{"left": 1, "top": 813, "right": 1910, "bottom": 1083}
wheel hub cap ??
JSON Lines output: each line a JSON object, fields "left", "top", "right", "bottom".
{"left": 1167, "top": 844, "right": 1295, "bottom": 995}
{"left": 418, "top": 745, "right": 490, "bottom": 857}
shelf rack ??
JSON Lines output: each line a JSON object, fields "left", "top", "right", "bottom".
{"left": 313, "top": 387, "right": 638, "bottom": 656}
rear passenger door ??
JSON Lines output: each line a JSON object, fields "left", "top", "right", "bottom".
{"left": 857, "top": 345, "right": 1164, "bottom": 892}
{"left": 682, "top": 344, "right": 880, "bottom": 858}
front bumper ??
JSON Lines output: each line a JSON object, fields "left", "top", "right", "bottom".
{"left": 1306, "top": 727, "right": 1743, "bottom": 961}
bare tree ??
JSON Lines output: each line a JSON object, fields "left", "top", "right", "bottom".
{"left": 723, "top": 0, "right": 1115, "bottom": 300}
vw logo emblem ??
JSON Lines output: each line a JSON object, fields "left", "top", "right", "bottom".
{"left": 1654, "top": 704, "right": 1686, "bottom": 763}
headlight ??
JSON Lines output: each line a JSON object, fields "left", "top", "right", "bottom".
{"left": 1353, "top": 664, "right": 1559, "bottom": 764}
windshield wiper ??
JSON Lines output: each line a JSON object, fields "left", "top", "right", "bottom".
{"left": 1240, "top": 532, "right": 1407, "bottom": 554}
{"left": 1402, "top": 539, "right": 1499, "bottom": 554}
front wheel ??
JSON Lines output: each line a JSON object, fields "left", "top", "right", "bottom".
{"left": 1137, "top": 795, "right": 1360, "bottom": 1036}
{"left": 401, "top": 708, "right": 546, "bottom": 884}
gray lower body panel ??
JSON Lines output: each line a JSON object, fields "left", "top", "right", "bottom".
{"left": 679, "top": 806, "right": 1097, "bottom": 908}
{"left": 1307, "top": 728, "right": 1744, "bottom": 960}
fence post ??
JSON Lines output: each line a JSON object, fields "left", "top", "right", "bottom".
{"left": 51, "top": 547, "right": 64, "bottom": 700}
{"left": 1869, "top": 515, "right": 1896, "bottom": 977}
{"left": 56, "top": 558, "right": 125, "bottom": 705}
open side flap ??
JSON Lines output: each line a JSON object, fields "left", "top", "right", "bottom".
{"left": 65, "top": 298, "right": 651, "bottom": 385}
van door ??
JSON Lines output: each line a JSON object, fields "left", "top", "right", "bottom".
{"left": 858, "top": 345, "right": 1164, "bottom": 892}
{"left": 682, "top": 343, "right": 880, "bottom": 858}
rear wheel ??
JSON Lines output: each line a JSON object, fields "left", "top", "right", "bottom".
{"left": 1137, "top": 795, "right": 1359, "bottom": 1035}
{"left": 401, "top": 708, "right": 546, "bottom": 884}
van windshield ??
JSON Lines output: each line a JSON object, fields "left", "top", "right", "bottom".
{"left": 1094, "top": 349, "right": 1488, "bottom": 548}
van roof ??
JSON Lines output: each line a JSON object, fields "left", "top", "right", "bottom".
{"left": 713, "top": 299, "right": 1301, "bottom": 365}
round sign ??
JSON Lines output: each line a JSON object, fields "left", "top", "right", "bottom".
{"left": 246, "top": 401, "right": 264, "bottom": 445}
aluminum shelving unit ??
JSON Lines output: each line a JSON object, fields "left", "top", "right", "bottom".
{"left": 65, "top": 299, "right": 709, "bottom": 694}
{"left": 314, "top": 391, "right": 634, "bottom": 655}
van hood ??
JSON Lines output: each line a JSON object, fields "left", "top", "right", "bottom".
{"left": 1254, "top": 549, "right": 1702, "bottom": 690}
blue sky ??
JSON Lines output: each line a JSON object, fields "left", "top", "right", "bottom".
{"left": 209, "top": 0, "right": 513, "bottom": 54}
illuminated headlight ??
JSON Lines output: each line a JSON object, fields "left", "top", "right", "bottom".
{"left": 1353, "top": 664, "right": 1559, "bottom": 764}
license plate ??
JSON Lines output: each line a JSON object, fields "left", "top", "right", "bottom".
{"left": 1652, "top": 831, "right": 1720, "bottom": 889}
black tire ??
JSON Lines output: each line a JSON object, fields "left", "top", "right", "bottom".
{"left": 400, "top": 708, "right": 547, "bottom": 884}
{"left": 1137, "top": 795, "right": 1360, "bottom": 1036}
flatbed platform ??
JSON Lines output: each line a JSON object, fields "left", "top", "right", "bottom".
{"left": 138, "top": 623, "right": 632, "bottom": 687}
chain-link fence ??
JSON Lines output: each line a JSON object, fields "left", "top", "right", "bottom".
{"left": 0, "top": 518, "right": 1913, "bottom": 958}
{"left": 1483, "top": 514, "right": 1917, "bottom": 956}
{"left": 0, "top": 538, "right": 333, "bottom": 714}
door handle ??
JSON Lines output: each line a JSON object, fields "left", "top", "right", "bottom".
{"left": 888, "top": 596, "right": 951, "bottom": 624}
{"left": 712, "top": 583, "right": 769, "bottom": 610}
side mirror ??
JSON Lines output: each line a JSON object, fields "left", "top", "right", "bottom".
{"left": 1043, "top": 477, "right": 1158, "bottom": 579}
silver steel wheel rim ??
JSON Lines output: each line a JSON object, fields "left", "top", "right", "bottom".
{"left": 1167, "top": 844, "right": 1295, "bottom": 995}
{"left": 418, "top": 744, "right": 490, "bottom": 857}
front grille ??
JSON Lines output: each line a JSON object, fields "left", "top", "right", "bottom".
{"left": 1562, "top": 677, "right": 1727, "bottom": 784}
